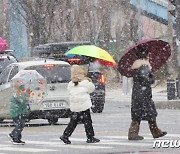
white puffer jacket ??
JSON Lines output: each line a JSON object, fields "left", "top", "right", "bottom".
{"left": 67, "top": 80, "right": 95, "bottom": 112}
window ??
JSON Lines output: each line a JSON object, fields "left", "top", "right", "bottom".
{"left": 0, "top": 56, "right": 17, "bottom": 73}
{"left": 0, "top": 65, "right": 12, "bottom": 85}
{"left": 25, "top": 65, "right": 71, "bottom": 84}
{"left": 8, "top": 66, "right": 19, "bottom": 82}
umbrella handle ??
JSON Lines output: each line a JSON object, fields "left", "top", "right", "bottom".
{"left": 152, "top": 80, "right": 160, "bottom": 88}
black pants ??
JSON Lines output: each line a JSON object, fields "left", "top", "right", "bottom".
{"left": 63, "top": 109, "right": 95, "bottom": 139}
{"left": 11, "top": 115, "right": 25, "bottom": 140}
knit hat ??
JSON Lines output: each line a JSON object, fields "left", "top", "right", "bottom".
{"left": 71, "top": 65, "right": 88, "bottom": 83}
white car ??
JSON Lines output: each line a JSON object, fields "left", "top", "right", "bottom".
{"left": 0, "top": 60, "right": 71, "bottom": 124}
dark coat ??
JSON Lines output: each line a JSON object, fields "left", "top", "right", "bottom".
{"left": 131, "top": 62, "right": 157, "bottom": 121}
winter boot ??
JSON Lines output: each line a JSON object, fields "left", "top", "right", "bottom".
{"left": 86, "top": 137, "right": 100, "bottom": 143}
{"left": 12, "top": 139, "right": 25, "bottom": 145}
{"left": 128, "top": 120, "right": 144, "bottom": 140}
{"left": 148, "top": 120, "right": 167, "bottom": 138}
{"left": 8, "top": 133, "right": 25, "bottom": 145}
{"left": 60, "top": 135, "right": 71, "bottom": 144}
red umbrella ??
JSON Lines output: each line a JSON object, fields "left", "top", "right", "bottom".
{"left": 0, "top": 37, "right": 8, "bottom": 52}
{"left": 118, "top": 39, "right": 171, "bottom": 77}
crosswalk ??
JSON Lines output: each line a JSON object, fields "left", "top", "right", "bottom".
{"left": 0, "top": 134, "right": 179, "bottom": 153}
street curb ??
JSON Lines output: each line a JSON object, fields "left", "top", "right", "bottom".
{"left": 155, "top": 100, "right": 180, "bottom": 109}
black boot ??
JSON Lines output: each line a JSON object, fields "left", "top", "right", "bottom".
{"left": 86, "top": 137, "right": 100, "bottom": 143}
{"left": 60, "top": 135, "right": 71, "bottom": 144}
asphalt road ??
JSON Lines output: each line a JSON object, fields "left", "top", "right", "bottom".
{"left": 0, "top": 89, "right": 180, "bottom": 154}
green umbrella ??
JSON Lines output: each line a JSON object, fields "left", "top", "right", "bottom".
{"left": 65, "top": 45, "right": 117, "bottom": 66}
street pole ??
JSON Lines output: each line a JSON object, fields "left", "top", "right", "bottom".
{"left": 175, "top": 0, "right": 180, "bottom": 97}
{"left": 122, "top": 0, "right": 132, "bottom": 95}
{"left": 137, "top": 0, "right": 142, "bottom": 40}
{"left": 167, "top": 0, "right": 176, "bottom": 76}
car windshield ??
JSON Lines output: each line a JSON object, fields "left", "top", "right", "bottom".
{"left": 0, "top": 57, "right": 17, "bottom": 73}
{"left": 25, "top": 65, "right": 71, "bottom": 84}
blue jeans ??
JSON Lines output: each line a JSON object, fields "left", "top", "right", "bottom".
{"left": 11, "top": 115, "right": 25, "bottom": 140}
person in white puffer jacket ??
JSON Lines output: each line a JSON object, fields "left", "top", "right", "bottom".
{"left": 60, "top": 64, "right": 100, "bottom": 144}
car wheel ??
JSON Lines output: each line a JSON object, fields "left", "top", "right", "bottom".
{"left": 91, "top": 98, "right": 105, "bottom": 113}
{"left": 48, "top": 118, "right": 58, "bottom": 125}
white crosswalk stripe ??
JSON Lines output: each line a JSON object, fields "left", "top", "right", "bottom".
{"left": 0, "top": 146, "right": 57, "bottom": 152}
{"left": 26, "top": 140, "right": 112, "bottom": 149}
{"left": 1, "top": 134, "right": 179, "bottom": 152}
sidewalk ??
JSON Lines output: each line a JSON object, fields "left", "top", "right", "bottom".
{"left": 106, "top": 84, "right": 180, "bottom": 109}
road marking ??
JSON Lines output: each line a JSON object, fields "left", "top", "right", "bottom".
{"left": 100, "top": 135, "right": 153, "bottom": 140}
{"left": 1, "top": 134, "right": 180, "bottom": 152}
{"left": 26, "top": 140, "right": 112, "bottom": 149}
{"left": 164, "top": 134, "right": 180, "bottom": 138}
{"left": 52, "top": 137, "right": 153, "bottom": 147}
{"left": 0, "top": 145, "right": 57, "bottom": 152}
{"left": 98, "top": 141, "right": 152, "bottom": 146}
{"left": 102, "top": 134, "right": 180, "bottom": 140}
{"left": 52, "top": 137, "right": 118, "bottom": 142}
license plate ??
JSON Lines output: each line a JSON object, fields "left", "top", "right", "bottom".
{"left": 42, "top": 101, "right": 65, "bottom": 109}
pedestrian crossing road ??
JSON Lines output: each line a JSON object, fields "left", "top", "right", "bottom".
{"left": 1, "top": 104, "right": 180, "bottom": 153}
{"left": 0, "top": 133, "right": 180, "bottom": 154}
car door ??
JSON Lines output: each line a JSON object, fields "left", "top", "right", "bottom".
{"left": 0, "top": 65, "right": 19, "bottom": 119}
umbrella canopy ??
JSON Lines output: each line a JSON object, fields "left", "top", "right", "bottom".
{"left": 118, "top": 39, "right": 171, "bottom": 77}
{"left": 65, "top": 45, "right": 117, "bottom": 66}
{"left": 0, "top": 37, "right": 8, "bottom": 52}
{"left": 11, "top": 70, "right": 47, "bottom": 103}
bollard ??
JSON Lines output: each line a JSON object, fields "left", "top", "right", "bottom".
{"left": 176, "top": 78, "right": 179, "bottom": 98}
{"left": 167, "top": 79, "right": 176, "bottom": 100}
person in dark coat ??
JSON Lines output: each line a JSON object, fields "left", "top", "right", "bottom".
{"left": 8, "top": 84, "right": 30, "bottom": 145}
{"left": 128, "top": 45, "right": 167, "bottom": 140}
{"left": 60, "top": 65, "right": 100, "bottom": 144}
